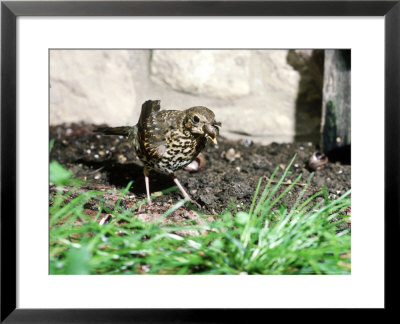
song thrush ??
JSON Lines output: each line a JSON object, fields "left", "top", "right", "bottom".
{"left": 95, "top": 100, "right": 221, "bottom": 206}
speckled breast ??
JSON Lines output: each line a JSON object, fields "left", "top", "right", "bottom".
{"left": 137, "top": 128, "right": 206, "bottom": 175}
{"left": 154, "top": 131, "right": 206, "bottom": 174}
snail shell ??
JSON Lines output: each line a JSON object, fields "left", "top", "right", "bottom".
{"left": 308, "top": 152, "right": 328, "bottom": 171}
{"left": 184, "top": 153, "right": 207, "bottom": 172}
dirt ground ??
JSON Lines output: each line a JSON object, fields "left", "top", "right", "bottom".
{"left": 50, "top": 123, "right": 351, "bottom": 225}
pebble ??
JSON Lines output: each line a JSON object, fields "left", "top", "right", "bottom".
{"left": 99, "top": 214, "right": 112, "bottom": 226}
{"left": 94, "top": 154, "right": 99, "bottom": 159}
{"left": 94, "top": 173, "right": 102, "bottom": 180}
{"left": 65, "top": 128, "right": 73, "bottom": 136}
{"left": 118, "top": 154, "right": 127, "bottom": 164}
{"left": 242, "top": 139, "right": 253, "bottom": 147}
{"left": 225, "top": 148, "right": 240, "bottom": 162}
{"left": 199, "top": 194, "right": 213, "bottom": 205}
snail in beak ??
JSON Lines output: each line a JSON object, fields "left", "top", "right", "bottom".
{"left": 203, "top": 122, "right": 221, "bottom": 145}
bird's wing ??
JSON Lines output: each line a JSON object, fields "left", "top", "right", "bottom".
{"left": 142, "top": 110, "right": 182, "bottom": 160}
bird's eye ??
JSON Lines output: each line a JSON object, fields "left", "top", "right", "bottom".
{"left": 193, "top": 115, "right": 200, "bottom": 123}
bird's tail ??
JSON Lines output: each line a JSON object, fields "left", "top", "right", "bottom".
{"left": 138, "top": 100, "right": 161, "bottom": 128}
{"left": 94, "top": 126, "right": 131, "bottom": 136}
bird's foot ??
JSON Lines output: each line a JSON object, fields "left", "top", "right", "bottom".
{"left": 173, "top": 176, "right": 201, "bottom": 209}
{"left": 185, "top": 197, "right": 201, "bottom": 209}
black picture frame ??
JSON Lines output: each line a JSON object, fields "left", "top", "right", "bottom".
{"left": 1, "top": 0, "right": 399, "bottom": 322}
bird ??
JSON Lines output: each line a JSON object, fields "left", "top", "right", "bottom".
{"left": 95, "top": 100, "right": 221, "bottom": 206}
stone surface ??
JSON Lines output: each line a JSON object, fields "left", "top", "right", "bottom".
{"left": 50, "top": 50, "right": 137, "bottom": 126}
{"left": 50, "top": 49, "right": 304, "bottom": 144}
{"left": 150, "top": 50, "right": 251, "bottom": 99}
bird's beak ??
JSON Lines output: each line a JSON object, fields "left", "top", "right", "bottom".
{"left": 211, "top": 121, "right": 221, "bottom": 145}
{"left": 203, "top": 123, "right": 219, "bottom": 145}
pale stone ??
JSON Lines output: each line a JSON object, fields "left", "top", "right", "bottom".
{"left": 252, "top": 50, "right": 300, "bottom": 101}
{"left": 213, "top": 102, "right": 295, "bottom": 145}
{"left": 50, "top": 50, "right": 137, "bottom": 126}
{"left": 150, "top": 50, "right": 251, "bottom": 99}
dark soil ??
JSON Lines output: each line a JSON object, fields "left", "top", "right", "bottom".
{"left": 50, "top": 123, "right": 351, "bottom": 222}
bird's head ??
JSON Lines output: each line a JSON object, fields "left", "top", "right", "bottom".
{"left": 184, "top": 106, "right": 221, "bottom": 145}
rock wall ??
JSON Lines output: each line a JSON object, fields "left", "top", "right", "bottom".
{"left": 50, "top": 49, "right": 303, "bottom": 144}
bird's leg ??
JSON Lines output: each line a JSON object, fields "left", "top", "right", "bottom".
{"left": 172, "top": 175, "right": 201, "bottom": 208}
{"left": 143, "top": 166, "right": 152, "bottom": 205}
